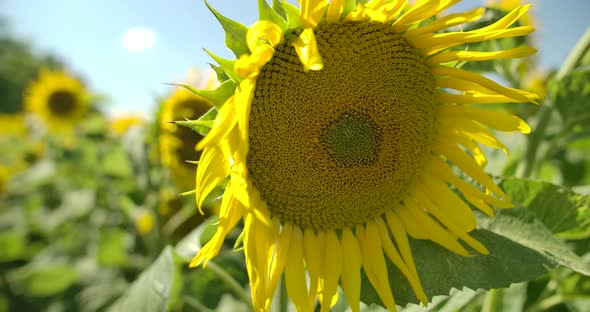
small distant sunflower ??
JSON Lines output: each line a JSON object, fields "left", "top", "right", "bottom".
{"left": 110, "top": 114, "right": 144, "bottom": 135}
{"left": 160, "top": 84, "right": 215, "bottom": 190}
{"left": 190, "top": 1, "right": 537, "bottom": 311}
{"left": 24, "top": 69, "right": 91, "bottom": 132}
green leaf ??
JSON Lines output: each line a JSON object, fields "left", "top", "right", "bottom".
{"left": 97, "top": 228, "right": 130, "bottom": 267}
{"left": 258, "top": 0, "right": 288, "bottom": 31}
{"left": 283, "top": 2, "right": 303, "bottom": 30}
{"left": 205, "top": 0, "right": 249, "bottom": 57}
{"left": 174, "top": 107, "right": 218, "bottom": 136}
{"left": 103, "top": 146, "right": 133, "bottom": 178}
{"left": 43, "top": 189, "right": 95, "bottom": 231}
{"left": 501, "top": 177, "right": 590, "bottom": 238}
{"left": 204, "top": 48, "right": 242, "bottom": 83}
{"left": 25, "top": 265, "right": 79, "bottom": 297}
{"left": 209, "top": 62, "right": 230, "bottom": 83}
{"left": 171, "top": 79, "right": 236, "bottom": 110}
{"left": 0, "top": 231, "right": 26, "bottom": 262}
{"left": 272, "top": 0, "right": 287, "bottom": 20}
{"left": 108, "top": 246, "right": 183, "bottom": 312}
{"left": 359, "top": 209, "right": 590, "bottom": 309}
{"left": 551, "top": 68, "right": 590, "bottom": 142}
{"left": 343, "top": 0, "right": 357, "bottom": 16}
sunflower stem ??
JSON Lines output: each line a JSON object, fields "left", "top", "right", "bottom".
{"left": 482, "top": 288, "right": 503, "bottom": 312}
{"left": 522, "top": 27, "right": 590, "bottom": 178}
{"left": 205, "top": 260, "right": 255, "bottom": 312}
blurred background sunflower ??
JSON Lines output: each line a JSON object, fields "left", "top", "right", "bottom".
{"left": 24, "top": 69, "right": 91, "bottom": 132}
{"left": 159, "top": 73, "right": 216, "bottom": 191}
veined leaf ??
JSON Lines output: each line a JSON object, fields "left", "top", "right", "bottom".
{"left": 501, "top": 177, "right": 590, "bottom": 239}
{"left": 107, "top": 246, "right": 183, "bottom": 312}
{"left": 359, "top": 209, "right": 590, "bottom": 308}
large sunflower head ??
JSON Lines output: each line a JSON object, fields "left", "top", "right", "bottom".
{"left": 160, "top": 86, "right": 214, "bottom": 191}
{"left": 189, "top": 1, "right": 537, "bottom": 311}
{"left": 24, "top": 69, "right": 91, "bottom": 132}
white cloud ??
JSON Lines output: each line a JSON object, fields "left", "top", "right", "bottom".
{"left": 120, "top": 27, "right": 157, "bottom": 52}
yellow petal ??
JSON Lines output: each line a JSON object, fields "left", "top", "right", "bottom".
{"left": 327, "top": 0, "right": 343, "bottom": 23}
{"left": 362, "top": 221, "right": 397, "bottom": 311}
{"left": 376, "top": 218, "right": 427, "bottom": 305}
{"left": 413, "top": 189, "right": 489, "bottom": 255}
{"left": 476, "top": 4, "right": 532, "bottom": 32}
{"left": 392, "top": 0, "right": 441, "bottom": 32}
{"left": 419, "top": 178, "right": 477, "bottom": 232}
{"left": 303, "top": 228, "right": 321, "bottom": 304}
{"left": 292, "top": 28, "right": 324, "bottom": 72}
{"left": 396, "top": 202, "right": 470, "bottom": 256}
{"left": 319, "top": 230, "right": 342, "bottom": 312}
{"left": 268, "top": 223, "right": 294, "bottom": 297}
{"left": 438, "top": 92, "right": 523, "bottom": 104}
{"left": 247, "top": 20, "right": 283, "bottom": 52}
{"left": 299, "top": 0, "right": 328, "bottom": 27}
{"left": 406, "top": 8, "right": 484, "bottom": 39}
{"left": 426, "top": 156, "right": 513, "bottom": 210}
{"left": 439, "top": 105, "right": 531, "bottom": 133}
{"left": 433, "top": 66, "right": 536, "bottom": 104}
{"left": 437, "top": 130, "right": 487, "bottom": 167}
{"left": 415, "top": 26, "right": 535, "bottom": 55}
{"left": 285, "top": 226, "right": 312, "bottom": 312}
{"left": 438, "top": 117, "right": 509, "bottom": 155}
{"left": 196, "top": 146, "right": 229, "bottom": 209}
{"left": 429, "top": 46, "right": 537, "bottom": 65}
{"left": 190, "top": 187, "right": 243, "bottom": 267}
{"left": 340, "top": 228, "right": 362, "bottom": 312}
{"left": 384, "top": 213, "right": 428, "bottom": 305}
{"left": 432, "top": 139, "right": 509, "bottom": 199}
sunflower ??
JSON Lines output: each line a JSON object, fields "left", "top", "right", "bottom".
{"left": 24, "top": 69, "right": 91, "bottom": 132}
{"left": 160, "top": 85, "right": 215, "bottom": 191}
{"left": 189, "top": 1, "right": 537, "bottom": 311}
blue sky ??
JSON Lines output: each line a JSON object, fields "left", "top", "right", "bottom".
{"left": 2, "top": 0, "right": 589, "bottom": 117}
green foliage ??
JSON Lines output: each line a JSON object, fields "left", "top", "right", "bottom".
{"left": 205, "top": 0, "right": 250, "bottom": 57}
{"left": 0, "top": 18, "right": 63, "bottom": 113}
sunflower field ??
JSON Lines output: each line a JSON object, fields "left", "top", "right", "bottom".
{"left": 1, "top": 1, "right": 590, "bottom": 311}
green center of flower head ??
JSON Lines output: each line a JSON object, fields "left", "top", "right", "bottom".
{"left": 321, "top": 111, "right": 381, "bottom": 166}
{"left": 248, "top": 20, "right": 438, "bottom": 231}
{"left": 48, "top": 90, "right": 76, "bottom": 116}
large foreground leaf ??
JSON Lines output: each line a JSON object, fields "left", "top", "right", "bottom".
{"left": 360, "top": 180, "right": 590, "bottom": 309}
{"left": 107, "top": 246, "right": 182, "bottom": 312}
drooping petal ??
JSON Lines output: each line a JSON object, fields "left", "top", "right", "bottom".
{"left": 340, "top": 228, "right": 362, "bottom": 312}
{"left": 319, "top": 230, "right": 342, "bottom": 312}
{"left": 292, "top": 28, "right": 324, "bottom": 72}
{"left": 285, "top": 226, "right": 313, "bottom": 311}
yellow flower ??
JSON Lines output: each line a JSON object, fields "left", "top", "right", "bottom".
{"left": 159, "top": 80, "right": 215, "bottom": 191}
{"left": 135, "top": 211, "right": 155, "bottom": 235}
{"left": 190, "top": 1, "right": 537, "bottom": 311}
{"left": 24, "top": 69, "right": 91, "bottom": 132}
{"left": 109, "top": 114, "right": 144, "bottom": 135}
